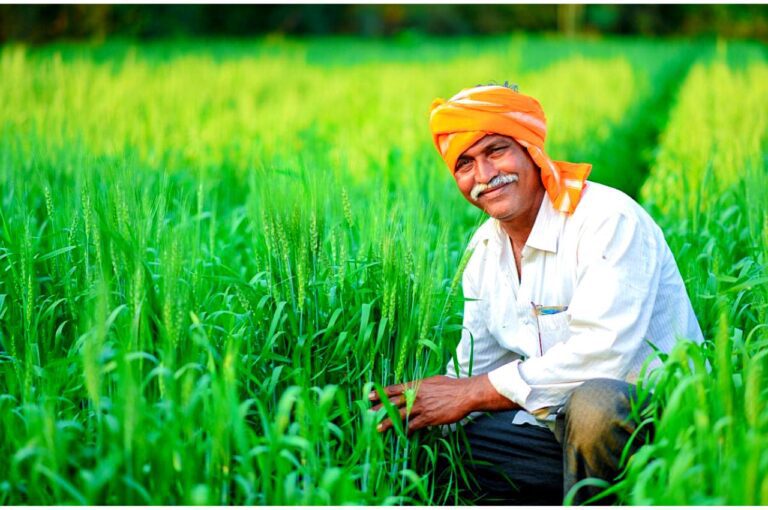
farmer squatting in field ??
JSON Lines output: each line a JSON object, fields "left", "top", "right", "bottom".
{"left": 368, "top": 84, "right": 704, "bottom": 504}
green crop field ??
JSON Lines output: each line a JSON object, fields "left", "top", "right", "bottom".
{"left": 0, "top": 35, "right": 766, "bottom": 505}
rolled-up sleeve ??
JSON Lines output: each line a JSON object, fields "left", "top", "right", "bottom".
{"left": 446, "top": 251, "right": 502, "bottom": 379}
{"left": 446, "top": 241, "right": 522, "bottom": 380}
{"left": 488, "top": 211, "right": 661, "bottom": 412}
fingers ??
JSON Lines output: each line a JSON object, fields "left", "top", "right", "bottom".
{"left": 377, "top": 417, "right": 393, "bottom": 433}
{"left": 367, "top": 380, "right": 424, "bottom": 436}
{"left": 368, "top": 383, "right": 409, "bottom": 403}
{"left": 375, "top": 406, "right": 434, "bottom": 436}
{"left": 377, "top": 405, "right": 418, "bottom": 433}
{"left": 370, "top": 394, "right": 407, "bottom": 412}
{"left": 406, "top": 415, "right": 428, "bottom": 436}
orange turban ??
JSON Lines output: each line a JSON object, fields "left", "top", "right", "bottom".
{"left": 429, "top": 85, "right": 592, "bottom": 214}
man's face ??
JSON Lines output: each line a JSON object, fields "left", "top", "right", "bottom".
{"left": 453, "top": 134, "right": 545, "bottom": 222}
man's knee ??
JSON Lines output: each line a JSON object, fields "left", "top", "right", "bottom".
{"left": 562, "top": 378, "right": 638, "bottom": 447}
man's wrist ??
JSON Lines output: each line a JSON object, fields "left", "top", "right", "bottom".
{"left": 463, "top": 373, "right": 519, "bottom": 413}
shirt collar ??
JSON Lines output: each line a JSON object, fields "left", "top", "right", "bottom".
{"left": 525, "top": 194, "right": 564, "bottom": 253}
{"left": 489, "top": 194, "right": 564, "bottom": 254}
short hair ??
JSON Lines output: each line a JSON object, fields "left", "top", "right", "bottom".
{"left": 475, "top": 80, "right": 519, "bottom": 92}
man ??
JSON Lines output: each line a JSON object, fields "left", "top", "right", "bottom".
{"left": 368, "top": 84, "right": 704, "bottom": 504}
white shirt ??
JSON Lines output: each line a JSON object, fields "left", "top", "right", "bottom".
{"left": 446, "top": 181, "right": 703, "bottom": 427}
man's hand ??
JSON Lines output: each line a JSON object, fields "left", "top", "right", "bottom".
{"left": 368, "top": 374, "right": 519, "bottom": 436}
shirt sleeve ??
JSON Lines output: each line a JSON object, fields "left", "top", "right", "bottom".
{"left": 446, "top": 244, "right": 521, "bottom": 379}
{"left": 487, "top": 211, "right": 661, "bottom": 412}
{"left": 445, "top": 259, "right": 490, "bottom": 379}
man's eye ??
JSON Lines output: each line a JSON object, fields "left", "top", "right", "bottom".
{"left": 490, "top": 146, "right": 507, "bottom": 155}
{"left": 455, "top": 160, "right": 472, "bottom": 173}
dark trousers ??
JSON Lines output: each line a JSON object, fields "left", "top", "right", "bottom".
{"left": 448, "top": 378, "right": 648, "bottom": 505}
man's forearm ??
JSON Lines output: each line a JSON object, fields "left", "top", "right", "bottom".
{"left": 463, "top": 373, "right": 521, "bottom": 413}
{"left": 371, "top": 374, "right": 520, "bottom": 434}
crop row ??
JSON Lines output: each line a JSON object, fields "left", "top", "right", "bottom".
{"left": 0, "top": 37, "right": 765, "bottom": 504}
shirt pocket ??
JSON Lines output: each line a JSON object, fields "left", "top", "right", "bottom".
{"left": 536, "top": 311, "right": 570, "bottom": 355}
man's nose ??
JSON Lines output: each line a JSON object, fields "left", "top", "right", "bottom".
{"left": 475, "top": 157, "right": 496, "bottom": 183}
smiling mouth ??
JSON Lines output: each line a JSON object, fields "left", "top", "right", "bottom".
{"left": 471, "top": 174, "right": 519, "bottom": 201}
{"left": 480, "top": 182, "right": 511, "bottom": 198}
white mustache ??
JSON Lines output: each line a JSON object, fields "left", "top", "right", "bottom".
{"left": 470, "top": 174, "right": 519, "bottom": 201}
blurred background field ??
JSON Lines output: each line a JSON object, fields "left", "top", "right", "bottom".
{"left": 1, "top": 4, "right": 767, "bottom": 505}
{"left": 2, "top": 4, "right": 768, "bottom": 42}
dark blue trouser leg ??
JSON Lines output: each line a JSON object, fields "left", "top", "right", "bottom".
{"left": 459, "top": 410, "right": 563, "bottom": 505}
{"left": 455, "top": 378, "right": 646, "bottom": 505}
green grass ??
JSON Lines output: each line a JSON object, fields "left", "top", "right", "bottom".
{"left": 0, "top": 35, "right": 766, "bottom": 504}
{"left": 613, "top": 48, "right": 768, "bottom": 505}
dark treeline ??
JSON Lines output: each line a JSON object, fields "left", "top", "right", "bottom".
{"left": 1, "top": 4, "right": 767, "bottom": 43}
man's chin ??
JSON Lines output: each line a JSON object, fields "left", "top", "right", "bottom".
{"left": 484, "top": 207, "right": 518, "bottom": 221}
{"left": 469, "top": 196, "right": 517, "bottom": 220}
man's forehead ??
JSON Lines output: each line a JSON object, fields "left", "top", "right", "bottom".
{"left": 478, "top": 134, "right": 513, "bottom": 145}
{"left": 460, "top": 134, "right": 515, "bottom": 156}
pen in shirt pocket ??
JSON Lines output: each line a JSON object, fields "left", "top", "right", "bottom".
{"left": 531, "top": 302, "right": 569, "bottom": 356}
{"left": 532, "top": 304, "right": 569, "bottom": 316}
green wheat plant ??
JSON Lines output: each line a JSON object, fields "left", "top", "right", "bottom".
{"left": 613, "top": 50, "right": 768, "bottom": 505}
{"left": 0, "top": 35, "right": 765, "bottom": 505}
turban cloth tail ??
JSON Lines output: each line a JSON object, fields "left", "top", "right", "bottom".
{"left": 429, "top": 86, "right": 592, "bottom": 214}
